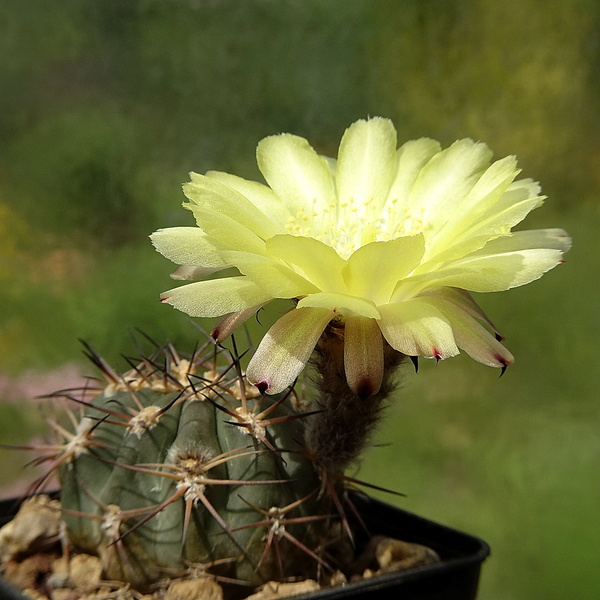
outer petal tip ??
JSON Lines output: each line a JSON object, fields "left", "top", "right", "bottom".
{"left": 344, "top": 316, "right": 384, "bottom": 398}
{"left": 496, "top": 355, "right": 512, "bottom": 377}
{"left": 354, "top": 377, "right": 380, "bottom": 400}
{"left": 246, "top": 306, "right": 335, "bottom": 396}
{"left": 253, "top": 380, "right": 270, "bottom": 395}
{"left": 494, "top": 352, "right": 512, "bottom": 367}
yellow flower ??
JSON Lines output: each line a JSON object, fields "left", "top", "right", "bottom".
{"left": 151, "top": 118, "right": 571, "bottom": 396}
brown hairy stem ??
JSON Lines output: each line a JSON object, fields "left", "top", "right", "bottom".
{"left": 304, "top": 322, "right": 406, "bottom": 476}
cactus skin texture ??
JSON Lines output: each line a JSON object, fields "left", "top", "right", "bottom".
{"left": 54, "top": 339, "right": 338, "bottom": 592}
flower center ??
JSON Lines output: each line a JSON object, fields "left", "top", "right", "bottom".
{"left": 283, "top": 196, "right": 426, "bottom": 259}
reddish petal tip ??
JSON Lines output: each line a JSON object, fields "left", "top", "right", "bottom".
{"left": 254, "top": 380, "right": 270, "bottom": 395}
{"left": 494, "top": 353, "right": 512, "bottom": 377}
{"left": 354, "top": 378, "right": 378, "bottom": 400}
{"left": 433, "top": 348, "right": 442, "bottom": 362}
{"left": 493, "top": 353, "right": 511, "bottom": 367}
{"left": 160, "top": 297, "right": 170, "bottom": 303}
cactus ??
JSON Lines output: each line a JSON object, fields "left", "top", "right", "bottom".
{"left": 28, "top": 333, "right": 380, "bottom": 594}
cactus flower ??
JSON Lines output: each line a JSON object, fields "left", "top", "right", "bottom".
{"left": 152, "top": 117, "right": 571, "bottom": 396}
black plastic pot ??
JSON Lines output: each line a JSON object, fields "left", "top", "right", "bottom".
{"left": 0, "top": 492, "right": 489, "bottom": 600}
{"left": 305, "top": 493, "right": 490, "bottom": 600}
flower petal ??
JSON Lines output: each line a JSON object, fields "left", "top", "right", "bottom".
{"left": 256, "top": 133, "right": 336, "bottom": 217}
{"left": 336, "top": 117, "right": 398, "bottom": 218}
{"left": 342, "top": 235, "right": 425, "bottom": 304}
{"left": 184, "top": 174, "right": 279, "bottom": 240}
{"left": 422, "top": 229, "right": 570, "bottom": 293}
{"left": 418, "top": 287, "right": 502, "bottom": 339}
{"left": 424, "top": 185, "right": 545, "bottom": 264}
{"left": 246, "top": 307, "right": 334, "bottom": 394}
{"left": 441, "top": 249, "right": 564, "bottom": 292}
{"left": 321, "top": 155, "right": 337, "bottom": 179}
{"left": 205, "top": 170, "right": 291, "bottom": 230}
{"left": 211, "top": 304, "right": 266, "bottom": 344}
{"left": 266, "top": 235, "right": 347, "bottom": 293}
{"left": 378, "top": 299, "right": 459, "bottom": 359}
{"left": 462, "top": 179, "right": 544, "bottom": 241}
{"left": 467, "top": 228, "right": 572, "bottom": 256}
{"left": 399, "top": 236, "right": 567, "bottom": 296}
{"left": 185, "top": 203, "right": 267, "bottom": 255}
{"left": 409, "top": 139, "right": 493, "bottom": 233}
{"left": 424, "top": 155, "right": 520, "bottom": 259}
{"left": 344, "top": 316, "right": 384, "bottom": 398}
{"left": 220, "top": 250, "right": 320, "bottom": 298}
{"left": 150, "top": 227, "right": 227, "bottom": 268}
{"left": 422, "top": 296, "right": 513, "bottom": 368}
{"left": 385, "top": 138, "right": 442, "bottom": 212}
{"left": 160, "top": 276, "right": 272, "bottom": 318}
{"left": 297, "top": 292, "right": 380, "bottom": 319}
{"left": 170, "top": 265, "right": 225, "bottom": 281}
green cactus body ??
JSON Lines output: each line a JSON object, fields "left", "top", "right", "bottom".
{"left": 30, "top": 323, "right": 402, "bottom": 594}
{"left": 57, "top": 346, "right": 329, "bottom": 590}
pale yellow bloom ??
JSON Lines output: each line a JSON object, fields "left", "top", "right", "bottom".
{"left": 152, "top": 118, "right": 571, "bottom": 396}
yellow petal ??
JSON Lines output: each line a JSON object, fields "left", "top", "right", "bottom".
{"left": 415, "top": 248, "right": 565, "bottom": 293}
{"left": 342, "top": 235, "right": 425, "bottom": 304}
{"left": 386, "top": 138, "right": 442, "bottom": 209}
{"left": 205, "top": 170, "right": 291, "bottom": 230}
{"left": 419, "top": 287, "right": 502, "bottom": 338}
{"left": 184, "top": 175, "right": 279, "bottom": 240}
{"left": 409, "top": 139, "right": 493, "bottom": 233}
{"left": 185, "top": 203, "right": 267, "bottom": 255}
{"left": 397, "top": 226, "right": 569, "bottom": 297}
{"left": 246, "top": 307, "right": 334, "bottom": 394}
{"left": 321, "top": 155, "right": 337, "bottom": 179}
{"left": 421, "top": 296, "right": 513, "bottom": 368}
{"left": 160, "top": 276, "right": 272, "bottom": 318}
{"left": 344, "top": 316, "right": 384, "bottom": 398}
{"left": 297, "top": 292, "right": 380, "bottom": 319}
{"left": 336, "top": 118, "right": 398, "bottom": 216}
{"left": 424, "top": 155, "right": 520, "bottom": 259}
{"left": 220, "top": 250, "right": 320, "bottom": 298}
{"left": 424, "top": 190, "right": 545, "bottom": 264}
{"left": 170, "top": 265, "right": 225, "bottom": 280}
{"left": 150, "top": 228, "right": 226, "bottom": 268}
{"left": 211, "top": 304, "right": 266, "bottom": 344}
{"left": 463, "top": 179, "right": 545, "bottom": 244}
{"left": 266, "top": 235, "right": 347, "bottom": 293}
{"left": 378, "top": 299, "right": 459, "bottom": 359}
{"left": 256, "top": 133, "right": 336, "bottom": 217}
{"left": 467, "top": 228, "right": 572, "bottom": 256}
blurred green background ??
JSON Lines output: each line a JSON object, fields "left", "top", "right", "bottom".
{"left": 1, "top": 1, "right": 598, "bottom": 598}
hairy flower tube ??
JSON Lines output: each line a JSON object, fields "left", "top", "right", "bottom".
{"left": 152, "top": 117, "right": 571, "bottom": 397}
